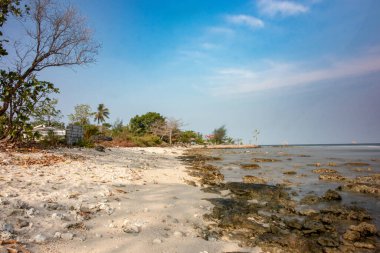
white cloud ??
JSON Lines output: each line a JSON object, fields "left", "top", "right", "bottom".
{"left": 207, "top": 50, "right": 380, "bottom": 95}
{"left": 225, "top": 14, "right": 264, "bottom": 29}
{"left": 257, "top": 0, "right": 309, "bottom": 17}
{"left": 206, "top": 26, "right": 235, "bottom": 36}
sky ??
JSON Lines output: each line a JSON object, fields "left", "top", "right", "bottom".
{"left": 4, "top": 0, "right": 380, "bottom": 144}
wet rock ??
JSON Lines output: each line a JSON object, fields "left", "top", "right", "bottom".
{"left": 345, "top": 162, "right": 370, "bottom": 167}
{"left": 312, "top": 168, "right": 337, "bottom": 174}
{"left": 283, "top": 170, "right": 297, "bottom": 175}
{"left": 300, "top": 194, "right": 320, "bottom": 205}
{"left": 299, "top": 209, "right": 318, "bottom": 216}
{"left": 240, "top": 163, "right": 261, "bottom": 169}
{"left": 284, "top": 219, "right": 303, "bottom": 230}
{"left": 322, "top": 189, "right": 342, "bottom": 201}
{"left": 343, "top": 230, "right": 361, "bottom": 241}
{"left": 349, "top": 222, "right": 377, "bottom": 236}
{"left": 61, "top": 232, "right": 74, "bottom": 240}
{"left": 319, "top": 174, "right": 345, "bottom": 181}
{"left": 33, "top": 234, "right": 47, "bottom": 243}
{"left": 252, "top": 158, "right": 281, "bottom": 163}
{"left": 342, "top": 183, "right": 380, "bottom": 196}
{"left": 242, "top": 175, "right": 266, "bottom": 184}
{"left": 317, "top": 236, "right": 340, "bottom": 247}
{"left": 353, "top": 242, "right": 375, "bottom": 249}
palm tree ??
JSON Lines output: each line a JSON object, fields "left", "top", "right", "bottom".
{"left": 94, "top": 103, "right": 110, "bottom": 126}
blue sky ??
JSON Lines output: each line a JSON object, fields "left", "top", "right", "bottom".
{"left": 5, "top": 0, "right": 380, "bottom": 144}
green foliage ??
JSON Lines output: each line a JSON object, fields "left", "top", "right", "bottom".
{"left": 179, "top": 130, "right": 204, "bottom": 144}
{"left": 68, "top": 104, "right": 93, "bottom": 125}
{"left": 112, "top": 118, "right": 123, "bottom": 135}
{"left": 40, "top": 130, "right": 64, "bottom": 147}
{"left": 83, "top": 124, "right": 99, "bottom": 140}
{"left": 212, "top": 125, "right": 227, "bottom": 144}
{"left": 94, "top": 103, "right": 110, "bottom": 125}
{"left": 0, "top": 73, "right": 59, "bottom": 140}
{"left": 129, "top": 112, "right": 165, "bottom": 135}
{"left": 31, "top": 98, "right": 63, "bottom": 127}
{"left": 131, "top": 134, "right": 162, "bottom": 147}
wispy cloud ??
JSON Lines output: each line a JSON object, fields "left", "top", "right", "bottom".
{"left": 206, "top": 26, "right": 235, "bottom": 36}
{"left": 225, "top": 14, "right": 264, "bottom": 29}
{"left": 207, "top": 49, "right": 380, "bottom": 95}
{"left": 257, "top": 0, "right": 309, "bottom": 17}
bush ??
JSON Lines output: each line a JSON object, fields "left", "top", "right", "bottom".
{"left": 132, "top": 134, "right": 162, "bottom": 147}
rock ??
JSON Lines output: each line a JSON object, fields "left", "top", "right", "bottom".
{"left": 240, "top": 163, "right": 261, "bottom": 169}
{"left": 51, "top": 213, "right": 65, "bottom": 220}
{"left": 95, "top": 145, "right": 106, "bottom": 152}
{"left": 242, "top": 175, "right": 266, "bottom": 184}
{"left": 349, "top": 222, "right": 377, "bottom": 236}
{"left": 61, "top": 232, "right": 74, "bottom": 240}
{"left": 2, "top": 223, "right": 14, "bottom": 233}
{"left": 322, "top": 189, "right": 342, "bottom": 201}
{"left": 317, "top": 236, "right": 340, "bottom": 247}
{"left": 95, "top": 233, "right": 103, "bottom": 238}
{"left": 153, "top": 238, "right": 162, "bottom": 244}
{"left": 283, "top": 170, "right": 297, "bottom": 175}
{"left": 173, "top": 231, "right": 184, "bottom": 237}
{"left": 122, "top": 224, "right": 141, "bottom": 234}
{"left": 319, "top": 174, "right": 345, "bottom": 181}
{"left": 12, "top": 199, "right": 30, "bottom": 209}
{"left": 300, "top": 194, "right": 320, "bottom": 205}
{"left": 54, "top": 232, "right": 62, "bottom": 238}
{"left": 312, "top": 168, "right": 337, "bottom": 174}
{"left": 0, "top": 246, "right": 8, "bottom": 253}
{"left": 0, "top": 231, "right": 13, "bottom": 240}
{"left": 0, "top": 198, "right": 10, "bottom": 205}
{"left": 299, "top": 209, "right": 318, "bottom": 216}
{"left": 26, "top": 208, "right": 36, "bottom": 216}
{"left": 16, "top": 219, "right": 29, "bottom": 228}
{"left": 343, "top": 230, "right": 360, "bottom": 241}
{"left": 353, "top": 242, "right": 375, "bottom": 249}
{"left": 33, "top": 234, "right": 47, "bottom": 243}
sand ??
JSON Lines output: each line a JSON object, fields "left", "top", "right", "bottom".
{"left": 0, "top": 147, "right": 261, "bottom": 253}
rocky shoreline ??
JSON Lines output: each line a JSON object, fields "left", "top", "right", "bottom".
{"left": 180, "top": 148, "right": 380, "bottom": 253}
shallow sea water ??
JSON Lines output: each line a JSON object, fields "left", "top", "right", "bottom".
{"left": 207, "top": 145, "right": 380, "bottom": 227}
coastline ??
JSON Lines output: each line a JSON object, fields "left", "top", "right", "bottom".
{"left": 0, "top": 147, "right": 259, "bottom": 253}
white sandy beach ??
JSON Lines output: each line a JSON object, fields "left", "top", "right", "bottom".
{"left": 0, "top": 147, "right": 261, "bottom": 253}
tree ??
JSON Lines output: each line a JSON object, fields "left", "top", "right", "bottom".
{"left": 0, "top": 0, "right": 25, "bottom": 56}
{"left": 253, "top": 129, "right": 260, "bottom": 145}
{"left": 150, "top": 117, "right": 182, "bottom": 145}
{"left": 179, "top": 130, "right": 204, "bottom": 144}
{"left": 94, "top": 103, "right": 110, "bottom": 125}
{"left": 212, "top": 125, "right": 227, "bottom": 144}
{"left": 0, "top": 0, "right": 99, "bottom": 118}
{"left": 68, "top": 104, "right": 93, "bottom": 126}
{"left": 32, "top": 98, "right": 62, "bottom": 127}
{"left": 0, "top": 76, "right": 58, "bottom": 140}
{"left": 129, "top": 112, "right": 165, "bottom": 135}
